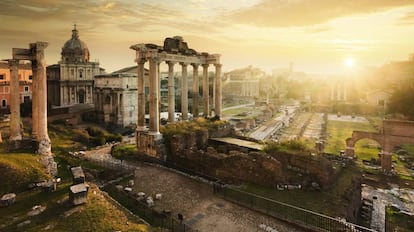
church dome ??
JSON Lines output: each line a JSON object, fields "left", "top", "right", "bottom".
{"left": 61, "top": 25, "right": 90, "bottom": 63}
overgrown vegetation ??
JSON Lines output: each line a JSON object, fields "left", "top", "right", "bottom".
{"left": 161, "top": 117, "right": 227, "bottom": 140}
{"left": 112, "top": 144, "right": 137, "bottom": 161}
{"left": 0, "top": 153, "right": 50, "bottom": 195}
{"left": 264, "top": 139, "right": 314, "bottom": 154}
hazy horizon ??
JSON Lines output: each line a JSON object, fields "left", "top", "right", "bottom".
{"left": 1, "top": 0, "right": 414, "bottom": 74}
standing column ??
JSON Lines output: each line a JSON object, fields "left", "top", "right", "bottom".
{"left": 202, "top": 64, "right": 209, "bottom": 116}
{"left": 137, "top": 59, "right": 146, "bottom": 131}
{"left": 336, "top": 82, "right": 340, "bottom": 101}
{"left": 60, "top": 86, "right": 64, "bottom": 105}
{"left": 343, "top": 82, "right": 347, "bottom": 101}
{"left": 9, "top": 59, "right": 22, "bottom": 141}
{"left": 149, "top": 58, "right": 160, "bottom": 135}
{"left": 330, "top": 83, "right": 334, "bottom": 100}
{"left": 31, "top": 61, "right": 39, "bottom": 140}
{"left": 167, "top": 61, "right": 176, "bottom": 122}
{"left": 192, "top": 64, "right": 199, "bottom": 118}
{"left": 214, "top": 63, "right": 222, "bottom": 118}
{"left": 32, "top": 42, "right": 51, "bottom": 155}
{"left": 180, "top": 62, "right": 188, "bottom": 120}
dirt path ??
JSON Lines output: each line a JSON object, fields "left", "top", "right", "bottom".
{"left": 85, "top": 146, "right": 304, "bottom": 232}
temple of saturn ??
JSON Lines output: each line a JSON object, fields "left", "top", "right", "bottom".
{"left": 130, "top": 36, "right": 222, "bottom": 160}
{"left": 7, "top": 42, "right": 56, "bottom": 175}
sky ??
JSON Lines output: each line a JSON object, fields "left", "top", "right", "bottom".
{"left": 1, "top": 0, "right": 414, "bottom": 75}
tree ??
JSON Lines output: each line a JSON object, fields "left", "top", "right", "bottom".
{"left": 388, "top": 82, "right": 414, "bottom": 120}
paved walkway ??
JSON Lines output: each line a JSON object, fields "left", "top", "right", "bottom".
{"left": 85, "top": 147, "right": 304, "bottom": 232}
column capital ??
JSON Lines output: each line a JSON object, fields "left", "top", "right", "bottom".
{"left": 166, "top": 61, "right": 177, "bottom": 66}
{"left": 180, "top": 62, "right": 188, "bottom": 67}
{"left": 8, "top": 59, "right": 19, "bottom": 66}
{"left": 191, "top": 63, "right": 199, "bottom": 68}
{"left": 202, "top": 63, "right": 209, "bottom": 68}
{"left": 150, "top": 57, "right": 161, "bottom": 64}
{"left": 136, "top": 58, "right": 147, "bottom": 65}
{"left": 214, "top": 63, "right": 222, "bottom": 68}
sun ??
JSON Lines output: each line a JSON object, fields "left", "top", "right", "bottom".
{"left": 345, "top": 58, "right": 354, "bottom": 68}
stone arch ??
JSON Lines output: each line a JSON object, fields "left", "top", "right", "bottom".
{"left": 345, "top": 131, "right": 383, "bottom": 158}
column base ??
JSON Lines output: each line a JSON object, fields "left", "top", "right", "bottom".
{"left": 37, "top": 136, "right": 51, "bottom": 156}
{"left": 40, "top": 154, "right": 58, "bottom": 176}
{"left": 136, "top": 131, "right": 166, "bottom": 162}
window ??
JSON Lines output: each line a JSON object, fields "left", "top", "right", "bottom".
{"left": 24, "top": 86, "right": 29, "bottom": 92}
{"left": 23, "top": 96, "right": 30, "bottom": 103}
{"left": 1, "top": 99, "right": 6, "bottom": 108}
{"left": 4, "top": 86, "right": 9, "bottom": 93}
{"left": 79, "top": 70, "right": 83, "bottom": 78}
{"left": 0, "top": 74, "right": 4, "bottom": 80}
{"left": 71, "top": 69, "right": 74, "bottom": 76}
{"left": 29, "top": 75, "right": 32, "bottom": 80}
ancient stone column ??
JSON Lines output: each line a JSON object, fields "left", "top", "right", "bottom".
{"left": 31, "top": 42, "right": 51, "bottom": 155}
{"left": 202, "top": 64, "right": 209, "bottom": 116}
{"left": 343, "top": 81, "right": 347, "bottom": 101}
{"left": 137, "top": 59, "right": 146, "bottom": 131}
{"left": 31, "top": 60, "right": 39, "bottom": 140}
{"left": 214, "top": 63, "right": 222, "bottom": 118}
{"left": 180, "top": 62, "right": 188, "bottom": 120}
{"left": 8, "top": 59, "right": 22, "bottom": 141}
{"left": 167, "top": 61, "right": 176, "bottom": 122}
{"left": 192, "top": 64, "right": 199, "bottom": 118}
{"left": 149, "top": 58, "right": 160, "bottom": 135}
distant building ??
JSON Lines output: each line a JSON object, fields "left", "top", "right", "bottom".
{"left": 47, "top": 25, "right": 104, "bottom": 108}
{"left": 223, "top": 66, "right": 264, "bottom": 99}
{"left": 366, "top": 89, "right": 392, "bottom": 107}
{"left": 94, "top": 67, "right": 143, "bottom": 127}
{"left": 0, "top": 61, "right": 33, "bottom": 110}
{"left": 376, "top": 54, "right": 414, "bottom": 89}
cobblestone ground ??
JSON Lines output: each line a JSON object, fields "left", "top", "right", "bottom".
{"left": 85, "top": 147, "right": 304, "bottom": 232}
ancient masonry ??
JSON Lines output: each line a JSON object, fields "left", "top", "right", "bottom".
{"left": 130, "top": 36, "right": 222, "bottom": 160}
{"left": 8, "top": 42, "right": 57, "bottom": 175}
{"left": 345, "top": 119, "right": 414, "bottom": 172}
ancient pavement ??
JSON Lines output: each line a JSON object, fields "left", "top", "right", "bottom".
{"left": 85, "top": 146, "right": 304, "bottom": 232}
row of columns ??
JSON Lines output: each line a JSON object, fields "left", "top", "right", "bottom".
{"left": 136, "top": 58, "right": 222, "bottom": 136}
{"left": 9, "top": 42, "right": 51, "bottom": 155}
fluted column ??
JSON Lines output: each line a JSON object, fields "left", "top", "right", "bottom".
{"left": 214, "top": 63, "right": 222, "bottom": 118}
{"left": 9, "top": 59, "right": 22, "bottom": 141}
{"left": 202, "top": 64, "right": 209, "bottom": 116}
{"left": 180, "top": 62, "right": 188, "bottom": 120}
{"left": 167, "top": 61, "right": 176, "bottom": 122}
{"left": 149, "top": 57, "right": 160, "bottom": 135}
{"left": 137, "top": 59, "right": 146, "bottom": 131}
{"left": 32, "top": 42, "right": 51, "bottom": 155}
{"left": 192, "top": 64, "right": 199, "bottom": 118}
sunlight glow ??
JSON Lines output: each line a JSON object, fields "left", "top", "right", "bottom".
{"left": 345, "top": 58, "right": 354, "bottom": 68}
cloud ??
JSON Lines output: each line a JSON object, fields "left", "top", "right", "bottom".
{"left": 396, "top": 11, "right": 414, "bottom": 25}
{"left": 225, "top": 0, "right": 414, "bottom": 27}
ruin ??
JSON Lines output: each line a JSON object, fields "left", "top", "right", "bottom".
{"left": 7, "top": 42, "right": 56, "bottom": 175}
{"left": 130, "top": 37, "right": 222, "bottom": 160}
{"left": 345, "top": 119, "right": 414, "bottom": 171}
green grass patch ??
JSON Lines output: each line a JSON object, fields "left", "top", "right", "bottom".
{"left": 112, "top": 144, "right": 138, "bottom": 161}
{"left": 0, "top": 153, "right": 50, "bottom": 195}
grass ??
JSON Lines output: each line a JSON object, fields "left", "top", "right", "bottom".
{"left": 386, "top": 206, "right": 414, "bottom": 232}
{"left": 242, "top": 164, "right": 361, "bottom": 217}
{"left": 0, "top": 153, "right": 50, "bottom": 195}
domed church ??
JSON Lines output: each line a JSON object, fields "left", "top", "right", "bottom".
{"left": 47, "top": 25, "right": 104, "bottom": 107}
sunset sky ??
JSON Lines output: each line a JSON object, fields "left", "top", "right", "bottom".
{"left": 1, "top": 0, "right": 414, "bottom": 74}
